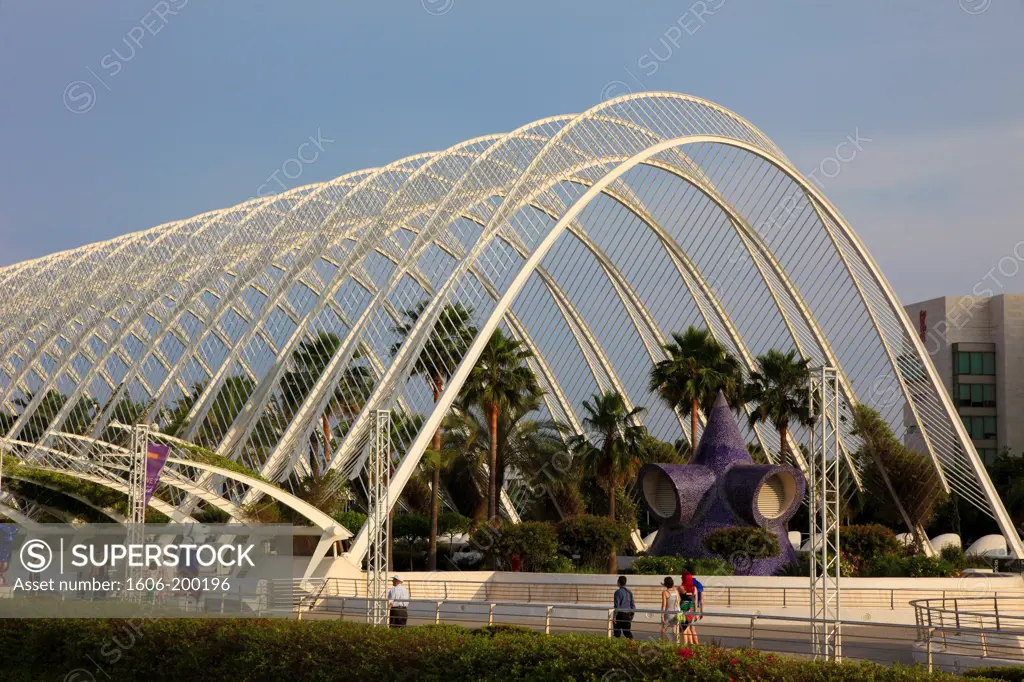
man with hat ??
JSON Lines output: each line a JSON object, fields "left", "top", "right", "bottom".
{"left": 387, "top": 575, "right": 410, "bottom": 628}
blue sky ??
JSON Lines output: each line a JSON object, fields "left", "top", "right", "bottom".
{"left": 0, "top": 1, "right": 1021, "bottom": 303}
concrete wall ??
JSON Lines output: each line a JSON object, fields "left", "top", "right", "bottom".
{"left": 993, "top": 296, "right": 1024, "bottom": 453}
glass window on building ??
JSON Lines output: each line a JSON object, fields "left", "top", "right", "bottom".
{"left": 984, "top": 416, "right": 997, "bottom": 439}
{"left": 956, "top": 351, "right": 996, "bottom": 376}
{"left": 960, "top": 415, "right": 997, "bottom": 440}
{"left": 956, "top": 383, "right": 997, "bottom": 407}
{"left": 979, "top": 448, "right": 998, "bottom": 467}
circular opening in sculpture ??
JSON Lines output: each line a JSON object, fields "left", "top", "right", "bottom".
{"left": 642, "top": 468, "right": 678, "bottom": 519}
{"left": 756, "top": 472, "right": 797, "bottom": 520}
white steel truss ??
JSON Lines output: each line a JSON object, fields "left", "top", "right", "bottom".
{"left": 809, "top": 367, "right": 842, "bottom": 661}
{"left": 366, "top": 409, "right": 390, "bottom": 626}
{"left": 0, "top": 92, "right": 1018, "bottom": 573}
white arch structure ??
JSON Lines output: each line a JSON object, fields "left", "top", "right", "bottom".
{"left": 0, "top": 93, "right": 1018, "bottom": 568}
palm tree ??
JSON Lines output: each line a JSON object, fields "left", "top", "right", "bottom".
{"left": 459, "top": 328, "right": 542, "bottom": 522}
{"left": 282, "top": 332, "right": 376, "bottom": 477}
{"left": 648, "top": 326, "right": 741, "bottom": 449}
{"left": 569, "top": 391, "right": 646, "bottom": 573}
{"left": 391, "top": 301, "right": 477, "bottom": 571}
{"left": 442, "top": 397, "right": 567, "bottom": 522}
{"left": 745, "top": 349, "right": 811, "bottom": 464}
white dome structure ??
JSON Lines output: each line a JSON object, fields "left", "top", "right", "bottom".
{"left": 930, "top": 533, "right": 961, "bottom": 553}
{"left": 966, "top": 535, "right": 1008, "bottom": 558}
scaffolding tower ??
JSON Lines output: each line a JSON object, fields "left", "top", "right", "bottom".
{"left": 808, "top": 366, "right": 842, "bottom": 660}
{"left": 124, "top": 423, "right": 150, "bottom": 601}
{"left": 366, "top": 409, "right": 391, "bottom": 625}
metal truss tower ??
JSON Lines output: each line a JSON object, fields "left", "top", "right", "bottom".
{"left": 808, "top": 366, "right": 842, "bottom": 660}
{"left": 365, "top": 409, "right": 390, "bottom": 625}
{"left": 123, "top": 423, "right": 150, "bottom": 601}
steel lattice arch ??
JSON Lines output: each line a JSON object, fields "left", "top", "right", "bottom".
{"left": 1, "top": 92, "right": 1019, "bottom": 568}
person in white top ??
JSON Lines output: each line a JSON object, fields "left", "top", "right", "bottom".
{"left": 387, "top": 576, "right": 410, "bottom": 627}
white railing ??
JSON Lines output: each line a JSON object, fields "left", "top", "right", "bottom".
{"left": 286, "top": 592, "right": 1024, "bottom": 673}
{"left": 300, "top": 576, "right": 1023, "bottom": 612}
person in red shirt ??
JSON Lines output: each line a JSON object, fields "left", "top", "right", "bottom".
{"left": 509, "top": 553, "right": 522, "bottom": 571}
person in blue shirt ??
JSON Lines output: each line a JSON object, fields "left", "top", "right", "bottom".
{"left": 0, "top": 524, "right": 16, "bottom": 586}
{"left": 612, "top": 575, "right": 635, "bottom": 639}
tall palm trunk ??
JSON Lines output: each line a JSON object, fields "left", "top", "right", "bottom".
{"left": 608, "top": 467, "right": 618, "bottom": 574}
{"left": 690, "top": 399, "right": 699, "bottom": 450}
{"left": 428, "top": 377, "right": 443, "bottom": 571}
{"left": 321, "top": 415, "right": 332, "bottom": 465}
{"left": 606, "top": 442, "right": 618, "bottom": 574}
{"left": 487, "top": 401, "right": 499, "bottom": 521}
{"left": 778, "top": 424, "right": 789, "bottom": 465}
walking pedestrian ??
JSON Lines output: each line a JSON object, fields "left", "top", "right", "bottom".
{"left": 659, "top": 577, "right": 679, "bottom": 642}
{"left": 612, "top": 576, "right": 635, "bottom": 639}
{"left": 678, "top": 568, "right": 700, "bottom": 645}
{"left": 388, "top": 575, "right": 410, "bottom": 628}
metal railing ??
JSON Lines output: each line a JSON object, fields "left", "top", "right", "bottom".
{"left": 913, "top": 595, "right": 1024, "bottom": 632}
{"left": 286, "top": 591, "right": 1024, "bottom": 673}
{"left": 297, "top": 576, "right": 1024, "bottom": 612}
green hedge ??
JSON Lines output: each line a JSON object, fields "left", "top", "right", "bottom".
{"left": 0, "top": 619, "right": 997, "bottom": 682}
{"left": 702, "top": 526, "right": 780, "bottom": 567}
{"left": 631, "top": 555, "right": 734, "bottom": 576}
{"left": 840, "top": 524, "right": 901, "bottom": 559}
{"left": 965, "top": 667, "right": 1024, "bottom": 681}
{"left": 474, "top": 521, "right": 559, "bottom": 572}
{"left": 556, "top": 515, "right": 632, "bottom": 570}
{"left": 861, "top": 554, "right": 957, "bottom": 578}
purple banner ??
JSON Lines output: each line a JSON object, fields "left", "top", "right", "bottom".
{"left": 143, "top": 443, "right": 171, "bottom": 507}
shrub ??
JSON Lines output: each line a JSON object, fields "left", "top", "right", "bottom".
{"left": 542, "top": 555, "right": 576, "bottom": 573}
{"left": 702, "top": 526, "right": 780, "bottom": 572}
{"left": 192, "top": 507, "right": 231, "bottom": 524}
{"left": 632, "top": 555, "right": 734, "bottom": 576}
{"left": 474, "top": 521, "right": 559, "bottom": 572}
{"left": 862, "top": 553, "right": 957, "bottom": 578}
{"left": 840, "top": 524, "right": 900, "bottom": 560}
{"left": 557, "top": 515, "right": 632, "bottom": 570}
{"left": 392, "top": 514, "right": 430, "bottom": 544}
{"left": 0, "top": 619, "right": 990, "bottom": 681}
{"left": 934, "top": 545, "right": 993, "bottom": 572}
{"left": 964, "top": 666, "right": 1024, "bottom": 680}
{"left": 438, "top": 511, "right": 472, "bottom": 538}
{"left": 332, "top": 510, "right": 367, "bottom": 534}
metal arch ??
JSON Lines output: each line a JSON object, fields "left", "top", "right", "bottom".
{"left": 3, "top": 434, "right": 227, "bottom": 523}
{"left": 342, "top": 131, "right": 869, "bottom": 562}
{"left": 179, "top": 157, "right": 440, "bottom": 445}
{"left": 1, "top": 488, "right": 82, "bottom": 525}
{"left": 1, "top": 217, "right": 201, "bottom": 407}
{"left": 322, "top": 95, "right": 790, "bottom": 473}
{"left": 5, "top": 474, "right": 128, "bottom": 523}
{"left": 66, "top": 178, "right": 365, "bottom": 439}
{"left": 109, "top": 428, "right": 352, "bottom": 539}
{"left": 750, "top": 152, "right": 1023, "bottom": 557}
{"left": 239, "top": 123, "right": 593, "bottom": 480}
{"left": 140, "top": 174, "right": 385, "bottom": 432}
{"left": 192, "top": 153, "right": 481, "bottom": 454}
{"left": 155, "top": 123, "right": 704, "bottom": 466}
{"left": 6, "top": 92, "right": 1016, "bottom": 560}
{"left": 7, "top": 206, "right": 265, "bottom": 442}
{"left": 0, "top": 502, "right": 42, "bottom": 528}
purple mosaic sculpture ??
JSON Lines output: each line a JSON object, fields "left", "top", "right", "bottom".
{"left": 640, "top": 391, "right": 806, "bottom": 576}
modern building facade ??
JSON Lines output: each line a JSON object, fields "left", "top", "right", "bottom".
{"left": 905, "top": 295, "right": 1024, "bottom": 465}
{"left": 0, "top": 92, "right": 1020, "bottom": 564}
